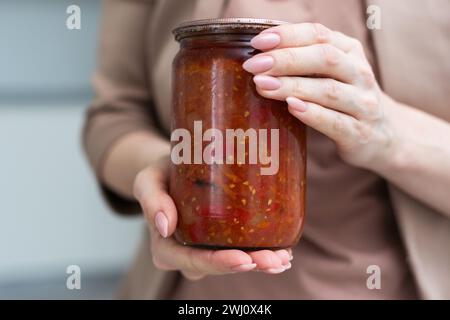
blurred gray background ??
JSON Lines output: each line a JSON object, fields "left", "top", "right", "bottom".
{"left": 0, "top": 0, "right": 144, "bottom": 299}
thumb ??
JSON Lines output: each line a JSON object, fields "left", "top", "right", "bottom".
{"left": 133, "top": 166, "right": 178, "bottom": 238}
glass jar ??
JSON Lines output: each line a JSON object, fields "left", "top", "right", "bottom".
{"left": 170, "top": 18, "right": 306, "bottom": 250}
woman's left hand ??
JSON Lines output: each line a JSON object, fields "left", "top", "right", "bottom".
{"left": 244, "top": 23, "right": 396, "bottom": 170}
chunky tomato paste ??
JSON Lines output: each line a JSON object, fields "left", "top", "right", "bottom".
{"left": 170, "top": 18, "right": 306, "bottom": 249}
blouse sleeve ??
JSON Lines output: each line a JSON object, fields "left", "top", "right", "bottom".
{"left": 82, "top": 0, "right": 161, "bottom": 214}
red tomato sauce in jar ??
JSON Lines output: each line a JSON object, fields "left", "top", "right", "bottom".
{"left": 170, "top": 18, "right": 306, "bottom": 250}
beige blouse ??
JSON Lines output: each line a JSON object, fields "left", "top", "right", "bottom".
{"left": 83, "top": 0, "right": 450, "bottom": 299}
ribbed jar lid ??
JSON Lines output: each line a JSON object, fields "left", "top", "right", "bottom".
{"left": 173, "top": 18, "right": 287, "bottom": 41}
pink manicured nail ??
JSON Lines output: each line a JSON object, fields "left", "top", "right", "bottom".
{"left": 261, "top": 27, "right": 276, "bottom": 34}
{"left": 155, "top": 211, "right": 169, "bottom": 238}
{"left": 231, "top": 263, "right": 257, "bottom": 272}
{"left": 253, "top": 75, "right": 281, "bottom": 90}
{"left": 286, "top": 97, "right": 308, "bottom": 112}
{"left": 283, "top": 262, "right": 292, "bottom": 270}
{"left": 242, "top": 55, "right": 274, "bottom": 74}
{"left": 251, "top": 32, "right": 281, "bottom": 50}
{"left": 265, "top": 267, "right": 286, "bottom": 274}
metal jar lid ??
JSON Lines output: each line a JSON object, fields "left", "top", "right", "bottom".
{"left": 173, "top": 18, "right": 287, "bottom": 41}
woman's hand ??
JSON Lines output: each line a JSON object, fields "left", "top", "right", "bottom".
{"left": 132, "top": 157, "right": 293, "bottom": 280}
{"left": 244, "top": 23, "right": 395, "bottom": 170}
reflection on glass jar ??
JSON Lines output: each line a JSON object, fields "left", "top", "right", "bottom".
{"left": 170, "top": 18, "right": 306, "bottom": 250}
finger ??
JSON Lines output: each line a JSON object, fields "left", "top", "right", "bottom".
{"left": 287, "top": 248, "right": 294, "bottom": 261}
{"left": 274, "top": 249, "right": 292, "bottom": 267}
{"left": 152, "top": 234, "right": 255, "bottom": 275}
{"left": 243, "top": 44, "right": 359, "bottom": 84}
{"left": 133, "top": 167, "right": 178, "bottom": 238}
{"left": 181, "top": 270, "right": 205, "bottom": 281}
{"left": 286, "top": 97, "right": 369, "bottom": 146}
{"left": 252, "top": 23, "right": 362, "bottom": 55}
{"left": 154, "top": 251, "right": 206, "bottom": 280}
{"left": 254, "top": 75, "right": 378, "bottom": 120}
{"left": 248, "top": 250, "right": 286, "bottom": 274}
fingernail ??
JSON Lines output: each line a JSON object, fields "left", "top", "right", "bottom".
{"left": 265, "top": 266, "right": 286, "bottom": 274}
{"left": 242, "top": 55, "right": 274, "bottom": 74}
{"left": 253, "top": 75, "right": 282, "bottom": 90}
{"left": 289, "top": 254, "right": 294, "bottom": 261}
{"left": 286, "top": 97, "right": 308, "bottom": 112}
{"left": 231, "top": 263, "right": 257, "bottom": 272}
{"left": 251, "top": 32, "right": 281, "bottom": 50}
{"left": 283, "top": 262, "right": 292, "bottom": 270}
{"left": 155, "top": 211, "right": 169, "bottom": 238}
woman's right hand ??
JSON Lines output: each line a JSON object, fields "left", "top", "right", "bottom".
{"left": 132, "top": 157, "right": 293, "bottom": 280}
